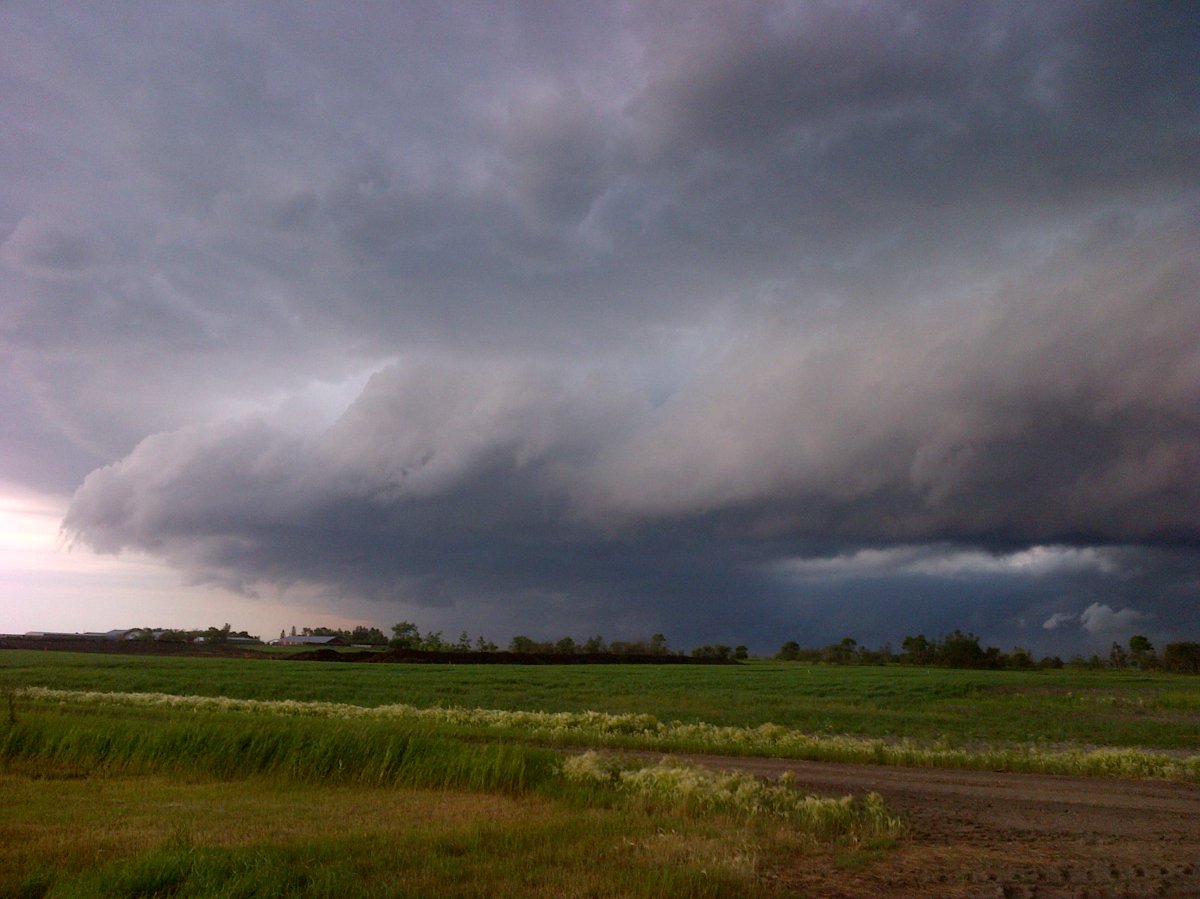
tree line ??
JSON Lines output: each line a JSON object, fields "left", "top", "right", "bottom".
{"left": 282, "top": 623, "right": 756, "bottom": 659}
{"left": 128, "top": 624, "right": 260, "bottom": 644}
{"left": 389, "top": 623, "right": 678, "bottom": 656}
{"left": 776, "top": 631, "right": 1200, "bottom": 674}
{"left": 129, "top": 620, "right": 1200, "bottom": 673}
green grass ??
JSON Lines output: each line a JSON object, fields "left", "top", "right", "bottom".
{"left": 18, "top": 686, "right": 1198, "bottom": 781}
{"left": 0, "top": 772, "right": 797, "bottom": 898}
{"left": 4, "top": 649, "right": 1197, "bottom": 896}
{"left": 0, "top": 695, "right": 902, "bottom": 898}
{"left": 3, "top": 651, "right": 1199, "bottom": 750}
{"left": 1, "top": 702, "right": 555, "bottom": 793}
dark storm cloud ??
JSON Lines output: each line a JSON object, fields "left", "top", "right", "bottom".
{"left": 2, "top": 1, "right": 1195, "bottom": 648}
{"left": 580, "top": 216, "right": 1200, "bottom": 546}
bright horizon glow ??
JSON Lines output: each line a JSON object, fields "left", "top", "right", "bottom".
{"left": 0, "top": 483, "right": 376, "bottom": 639}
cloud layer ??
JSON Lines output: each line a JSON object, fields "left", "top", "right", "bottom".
{"left": 4, "top": 2, "right": 1197, "bottom": 649}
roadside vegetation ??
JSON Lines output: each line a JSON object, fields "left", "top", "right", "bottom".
{"left": 13, "top": 686, "right": 1200, "bottom": 781}
{"left": 0, "top": 691, "right": 899, "bottom": 898}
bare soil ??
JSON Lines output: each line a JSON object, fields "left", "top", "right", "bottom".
{"left": 669, "top": 752, "right": 1200, "bottom": 898}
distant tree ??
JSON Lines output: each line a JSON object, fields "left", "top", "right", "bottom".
{"left": 649, "top": 633, "right": 669, "bottom": 655}
{"left": 1162, "top": 642, "right": 1200, "bottom": 674}
{"left": 868, "top": 642, "right": 895, "bottom": 665}
{"left": 1128, "top": 634, "right": 1155, "bottom": 669}
{"left": 1008, "top": 647, "right": 1034, "bottom": 669}
{"left": 555, "top": 636, "right": 577, "bottom": 655}
{"left": 455, "top": 630, "right": 472, "bottom": 652}
{"left": 348, "top": 625, "right": 387, "bottom": 645}
{"left": 776, "top": 640, "right": 802, "bottom": 661}
{"left": 474, "top": 636, "right": 498, "bottom": 653}
{"left": 901, "top": 634, "right": 934, "bottom": 665}
{"left": 279, "top": 629, "right": 286, "bottom": 641}
{"left": 508, "top": 635, "right": 539, "bottom": 653}
{"left": 1109, "top": 641, "right": 1129, "bottom": 669}
{"left": 203, "top": 623, "right": 232, "bottom": 645}
{"left": 420, "top": 630, "right": 447, "bottom": 651}
{"left": 692, "top": 644, "right": 732, "bottom": 660}
{"left": 823, "top": 637, "right": 859, "bottom": 665}
{"left": 582, "top": 635, "right": 606, "bottom": 654}
{"left": 939, "top": 631, "right": 987, "bottom": 668}
{"left": 290, "top": 626, "right": 297, "bottom": 637}
{"left": 390, "top": 621, "right": 420, "bottom": 649}
{"left": 733, "top": 645, "right": 749, "bottom": 660}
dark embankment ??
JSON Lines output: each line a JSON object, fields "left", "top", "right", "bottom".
{"left": 0, "top": 636, "right": 266, "bottom": 657}
{"left": 283, "top": 648, "right": 739, "bottom": 665}
{"left": 0, "top": 636, "right": 738, "bottom": 664}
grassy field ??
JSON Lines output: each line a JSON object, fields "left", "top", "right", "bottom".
{"left": 3, "top": 650, "right": 1198, "bottom": 749}
{"left": 1, "top": 687, "right": 898, "bottom": 898}
{"left": 2, "top": 651, "right": 1198, "bottom": 897}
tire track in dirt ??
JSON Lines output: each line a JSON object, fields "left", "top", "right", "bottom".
{"left": 627, "top": 750, "right": 1200, "bottom": 897}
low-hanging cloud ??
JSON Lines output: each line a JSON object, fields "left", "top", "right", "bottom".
{"left": 577, "top": 220, "right": 1200, "bottom": 546}
{"left": 1042, "top": 612, "right": 1077, "bottom": 631}
{"left": 1078, "top": 603, "right": 1148, "bottom": 636}
{"left": 779, "top": 545, "right": 1117, "bottom": 583}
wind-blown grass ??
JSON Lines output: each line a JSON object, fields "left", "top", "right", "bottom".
{"left": 14, "top": 687, "right": 1200, "bottom": 781}
{"left": 1, "top": 690, "right": 908, "bottom": 898}
{"left": 2, "top": 698, "right": 554, "bottom": 794}
{"left": 563, "top": 751, "right": 902, "bottom": 842}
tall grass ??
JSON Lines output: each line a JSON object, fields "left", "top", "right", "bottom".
{"left": 1, "top": 703, "right": 554, "bottom": 794}
{"left": 13, "top": 687, "right": 1200, "bottom": 781}
{"left": 1, "top": 694, "right": 907, "bottom": 898}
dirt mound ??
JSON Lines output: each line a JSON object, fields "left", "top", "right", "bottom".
{"left": 0, "top": 636, "right": 263, "bottom": 658}
{"left": 285, "top": 648, "right": 738, "bottom": 665}
{"left": 282, "top": 648, "right": 378, "bottom": 662}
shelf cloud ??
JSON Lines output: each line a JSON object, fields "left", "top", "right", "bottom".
{"left": 4, "top": 2, "right": 1197, "bottom": 649}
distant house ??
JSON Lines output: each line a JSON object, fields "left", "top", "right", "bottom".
{"left": 270, "top": 635, "right": 345, "bottom": 646}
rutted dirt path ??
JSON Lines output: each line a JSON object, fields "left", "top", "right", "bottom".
{"left": 638, "top": 751, "right": 1200, "bottom": 897}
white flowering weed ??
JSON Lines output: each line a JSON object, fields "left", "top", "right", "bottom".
{"left": 562, "top": 752, "right": 901, "bottom": 840}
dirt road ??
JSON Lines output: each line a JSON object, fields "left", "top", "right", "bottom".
{"left": 660, "top": 752, "right": 1200, "bottom": 897}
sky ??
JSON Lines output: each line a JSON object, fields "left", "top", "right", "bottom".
{"left": 2, "top": 1, "right": 1197, "bottom": 655}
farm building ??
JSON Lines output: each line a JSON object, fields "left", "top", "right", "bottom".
{"left": 270, "top": 635, "right": 345, "bottom": 646}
